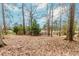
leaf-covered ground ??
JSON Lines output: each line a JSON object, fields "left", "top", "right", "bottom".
{"left": 0, "top": 34, "right": 79, "bottom": 56}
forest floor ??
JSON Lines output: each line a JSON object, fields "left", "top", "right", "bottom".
{"left": 0, "top": 34, "right": 79, "bottom": 56}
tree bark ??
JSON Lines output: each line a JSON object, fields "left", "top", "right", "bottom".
{"left": 2, "top": 3, "right": 7, "bottom": 35}
{"left": 22, "top": 3, "right": 26, "bottom": 35}
{"left": 59, "top": 4, "right": 62, "bottom": 36}
{"left": 50, "top": 5, "right": 53, "bottom": 37}
{"left": 47, "top": 19, "right": 50, "bottom": 36}
{"left": 0, "top": 38, "right": 6, "bottom": 47}
{"left": 47, "top": 4, "right": 50, "bottom": 36}
{"left": 65, "top": 3, "right": 75, "bottom": 41}
{"left": 0, "top": 30, "right": 6, "bottom": 47}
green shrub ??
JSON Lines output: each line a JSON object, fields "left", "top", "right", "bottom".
{"left": 13, "top": 24, "right": 24, "bottom": 35}
{"left": 27, "top": 19, "right": 41, "bottom": 36}
{"left": 13, "top": 26, "right": 18, "bottom": 34}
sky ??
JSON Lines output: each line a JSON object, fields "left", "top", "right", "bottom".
{"left": 0, "top": 3, "right": 79, "bottom": 28}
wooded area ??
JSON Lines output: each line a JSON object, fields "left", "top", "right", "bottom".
{"left": 0, "top": 3, "right": 79, "bottom": 56}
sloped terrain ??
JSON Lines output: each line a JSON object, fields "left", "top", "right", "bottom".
{"left": 0, "top": 34, "right": 79, "bottom": 56}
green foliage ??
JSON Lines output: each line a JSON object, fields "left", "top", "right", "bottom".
{"left": 62, "top": 23, "right": 67, "bottom": 35}
{"left": 27, "top": 19, "right": 41, "bottom": 36}
{"left": 7, "top": 30, "right": 15, "bottom": 34}
{"left": 13, "top": 26, "right": 18, "bottom": 34}
{"left": 62, "top": 21, "right": 77, "bottom": 35}
{"left": 13, "top": 24, "right": 24, "bottom": 35}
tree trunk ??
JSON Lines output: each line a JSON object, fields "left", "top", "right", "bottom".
{"left": 0, "top": 38, "right": 6, "bottom": 47}
{"left": 2, "top": 3, "right": 7, "bottom": 35}
{"left": 59, "top": 4, "right": 62, "bottom": 36}
{"left": 50, "top": 22, "right": 53, "bottom": 37}
{"left": 47, "top": 19, "right": 50, "bottom": 36}
{"left": 59, "top": 12, "right": 62, "bottom": 36}
{"left": 47, "top": 4, "right": 50, "bottom": 36}
{"left": 0, "top": 30, "right": 6, "bottom": 47}
{"left": 22, "top": 3, "right": 26, "bottom": 35}
{"left": 29, "top": 4, "right": 33, "bottom": 35}
{"left": 65, "top": 3, "right": 75, "bottom": 41}
{"left": 50, "top": 6, "right": 53, "bottom": 37}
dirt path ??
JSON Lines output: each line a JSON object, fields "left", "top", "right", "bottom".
{"left": 0, "top": 35, "right": 79, "bottom": 56}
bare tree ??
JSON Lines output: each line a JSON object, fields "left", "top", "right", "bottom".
{"left": 59, "top": 4, "right": 62, "bottom": 36}
{"left": 47, "top": 4, "right": 51, "bottom": 36}
{"left": 22, "top": 3, "right": 26, "bottom": 35}
{"left": 2, "top": 3, "right": 7, "bottom": 35}
{"left": 65, "top": 3, "right": 75, "bottom": 41}
{"left": 0, "top": 25, "right": 6, "bottom": 47}
{"left": 24, "top": 4, "right": 38, "bottom": 26}
{"left": 59, "top": 3, "right": 65, "bottom": 36}
{"left": 50, "top": 4, "right": 53, "bottom": 37}
{"left": 25, "top": 4, "right": 40, "bottom": 35}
